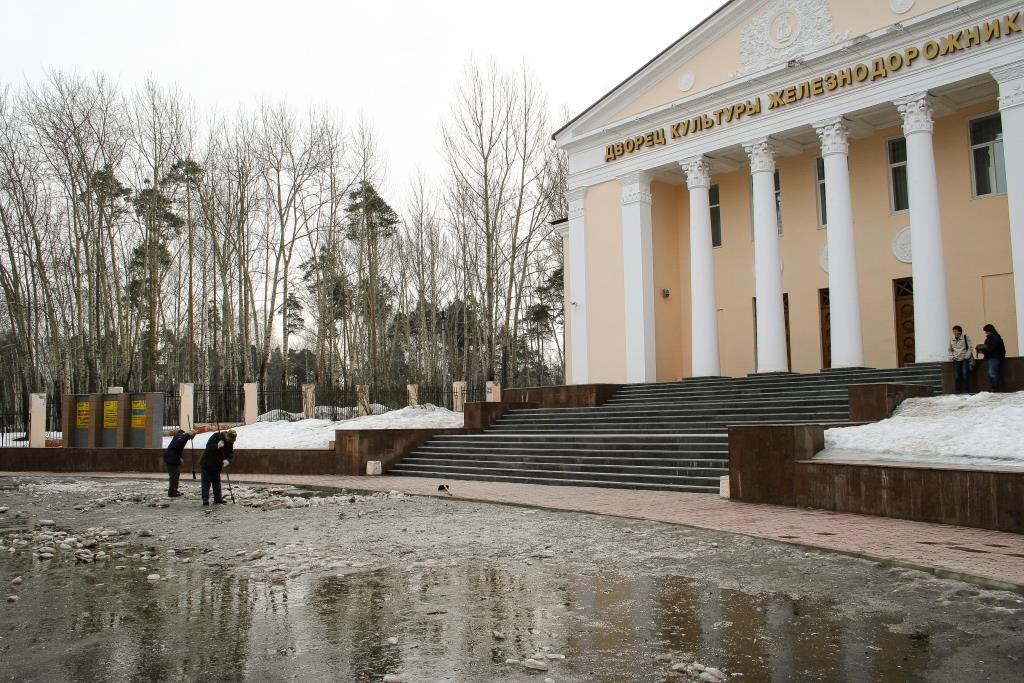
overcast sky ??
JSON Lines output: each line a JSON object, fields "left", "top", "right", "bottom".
{"left": 1, "top": 0, "right": 722, "bottom": 201}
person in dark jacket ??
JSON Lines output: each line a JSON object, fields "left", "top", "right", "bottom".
{"left": 199, "top": 429, "right": 237, "bottom": 506}
{"left": 163, "top": 429, "right": 197, "bottom": 497}
{"left": 975, "top": 324, "right": 1007, "bottom": 392}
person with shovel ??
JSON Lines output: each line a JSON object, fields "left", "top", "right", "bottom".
{"left": 199, "top": 429, "right": 237, "bottom": 506}
{"left": 163, "top": 428, "right": 197, "bottom": 498}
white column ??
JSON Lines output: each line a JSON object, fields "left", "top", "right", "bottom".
{"left": 679, "top": 156, "right": 721, "bottom": 376}
{"left": 743, "top": 138, "right": 789, "bottom": 373}
{"left": 566, "top": 187, "right": 590, "bottom": 383}
{"left": 895, "top": 93, "right": 950, "bottom": 363}
{"left": 813, "top": 117, "right": 865, "bottom": 368}
{"left": 619, "top": 171, "right": 657, "bottom": 383}
{"left": 993, "top": 63, "right": 1024, "bottom": 353}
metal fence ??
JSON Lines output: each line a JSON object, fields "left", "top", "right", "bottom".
{"left": 193, "top": 386, "right": 244, "bottom": 425}
{"left": 0, "top": 411, "right": 27, "bottom": 447}
{"left": 257, "top": 388, "right": 304, "bottom": 419}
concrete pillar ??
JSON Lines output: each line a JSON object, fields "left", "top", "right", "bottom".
{"left": 485, "top": 381, "right": 502, "bottom": 403}
{"left": 302, "top": 383, "right": 316, "bottom": 419}
{"left": 993, "top": 62, "right": 1024, "bottom": 354}
{"left": 407, "top": 383, "right": 419, "bottom": 406}
{"left": 356, "top": 385, "right": 370, "bottom": 417}
{"left": 566, "top": 187, "right": 590, "bottom": 384}
{"left": 743, "top": 138, "right": 789, "bottom": 373}
{"left": 28, "top": 393, "right": 45, "bottom": 448}
{"left": 243, "top": 382, "right": 258, "bottom": 425}
{"left": 895, "top": 93, "right": 950, "bottom": 362}
{"left": 452, "top": 381, "right": 467, "bottom": 412}
{"left": 178, "top": 382, "right": 194, "bottom": 431}
{"left": 619, "top": 171, "right": 657, "bottom": 383}
{"left": 813, "top": 117, "right": 865, "bottom": 368}
{"left": 679, "top": 156, "right": 721, "bottom": 377}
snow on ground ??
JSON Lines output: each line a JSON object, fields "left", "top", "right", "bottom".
{"left": 162, "top": 404, "right": 463, "bottom": 450}
{"left": 819, "top": 391, "right": 1024, "bottom": 467}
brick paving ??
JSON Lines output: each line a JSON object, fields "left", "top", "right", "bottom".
{"left": 4, "top": 470, "right": 1023, "bottom": 591}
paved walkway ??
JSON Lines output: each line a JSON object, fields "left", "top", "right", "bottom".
{"left": 4, "top": 470, "right": 1024, "bottom": 591}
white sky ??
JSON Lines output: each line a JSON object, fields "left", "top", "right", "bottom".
{"left": 0, "top": 0, "right": 723, "bottom": 202}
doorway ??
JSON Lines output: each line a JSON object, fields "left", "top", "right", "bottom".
{"left": 819, "top": 288, "right": 831, "bottom": 369}
{"left": 893, "top": 277, "right": 915, "bottom": 367}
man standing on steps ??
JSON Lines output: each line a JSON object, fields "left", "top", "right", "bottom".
{"left": 199, "top": 429, "right": 236, "bottom": 506}
{"left": 163, "top": 428, "right": 197, "bottom": 497}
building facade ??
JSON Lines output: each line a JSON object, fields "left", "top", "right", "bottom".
{"left": 554, "top": 0, "right": 1023, "bottom": 384}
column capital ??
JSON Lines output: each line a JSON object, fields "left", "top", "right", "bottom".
{"left": 895, "top": 92, "right": 934, "bottom": 136}
{"left": 566, "top": 187, "right": 586, "bottom": 220}
{"left": 618, "top": 171, "right": 653, "bottom": 206}
{"left": 992, "top": 61, "right": 1024, "bottom": 111}
{"left": 812, "top": 116, "right": 849, "bottom": 157}
{"left": 742, "top": 138, "right": 775, "bottom": 175}
{"left": 679, "top": 156, "right": 712, "bottom": 190}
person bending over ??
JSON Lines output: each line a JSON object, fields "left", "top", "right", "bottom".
{"left": 163, "top": 428, "right": 197, "bottom": 497}
{"left": 199, "top": 429, "right": 236, "bottom": 506}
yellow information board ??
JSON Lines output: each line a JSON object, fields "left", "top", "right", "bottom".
{"left": 131, "top": 400, "right": 147, "bottom": 429}
{"left": 76, "top": 401, "right": 89, "bottom": 429}
{"left": 103, "top": 400, "right": 118, "bottom": 429}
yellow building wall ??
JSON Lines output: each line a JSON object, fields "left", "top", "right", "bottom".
{"left": 607, "top": 0, "right": 955, "bottom": 126}
{"left": 577, "top": 99, "right": 1018, "bottom": 382}
{"left": 584, "top": 180, "right": 627, "bottom": 382}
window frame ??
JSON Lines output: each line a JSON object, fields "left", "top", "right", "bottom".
{"left": 967, "top": 111, "right": 1006, "bottom": 199}
{"left": 709, "top": 183, "right": 723, "bottom": 249}
{"left": 886, "top": 135, "right": 909, "bottom": 216}
{"left": 815, "top": 156, "right": 827, "bottom": 229}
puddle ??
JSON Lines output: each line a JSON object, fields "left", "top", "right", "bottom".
{"left": 2, "top": 556, "right": 939, "bottom": 682}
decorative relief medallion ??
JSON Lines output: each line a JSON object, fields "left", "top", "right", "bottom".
{"left": 767, "top": 10, "right": 802, "bottom": 47}
{"left": 892, "top": 226, "right": 913, "bottom": 263}
{"left": 738, "top": 0, "right": 834, "bottom": 75}
{"left": 890, "top": 0, "right": 915, "bottom": 14}
{"left": 819, "top": 244, "right": 829, "bottom": 273}
{"left": 677, "top": 72, "right": 696, "bottom": 92}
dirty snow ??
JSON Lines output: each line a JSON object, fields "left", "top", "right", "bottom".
{"left": 162, "top": 404, "right": 463, "bottom": 450}
{"left": 819, "top": 392, "right": 1024, "bottom": 467}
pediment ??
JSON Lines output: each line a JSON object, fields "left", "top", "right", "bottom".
{"left": 556, "top": 0, "right": 953, "bottom": 143}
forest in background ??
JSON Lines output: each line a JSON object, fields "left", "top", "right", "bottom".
{"left": 0, "top": 59, "right": 567, "bottom": 411}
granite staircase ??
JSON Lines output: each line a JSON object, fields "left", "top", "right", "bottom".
{"left": 389, "top": 365, "right": 944, "bottom": 493}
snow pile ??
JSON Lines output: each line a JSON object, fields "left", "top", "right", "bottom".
{"left": 819, "top": 392, "right": 1024, "bottom": 467}
{"left": 162, "top": 404, "right": 463, "bottom": 450}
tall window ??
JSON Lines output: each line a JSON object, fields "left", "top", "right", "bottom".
{"left": 749, "top": 170, "right": 783, "bottom": 238}
{"left": 888, "top": 138, "right": 909, "bottom": 213}
{"left": 970, "top": 114, "right": 1006, "bottom": 196}
{"left": 815, "top": 156, "right": 827, "bottom": 228}
{"left": 710, "top": 183, "right": 722, "bottom": 248}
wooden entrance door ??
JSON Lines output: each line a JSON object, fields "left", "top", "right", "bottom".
{"left": 819, "top": 288, "right": 831, "bottom": 369}
{"left": 893, "top": 277, "right": 915, "bottom": 367}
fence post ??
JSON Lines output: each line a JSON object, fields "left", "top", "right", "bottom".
{"left": 179, "top": 383, "right": 194, "bottom": 431}
{"left": 485, "top": 381, "right": 502, "bottom": 403}
{"left": 407, "top": 383, "right": 418, "bottom": 406}
{"left": 29, "top": 393, "right": 45, "bottom": 448}
{"left": 356, "top": 385, "right": 370, "bottom": 417}
{"left": 302, "top": 383, "right": 316, "bottom": 419}
{"left": 452, "top": 381, "right": 467, "bottom": 412}
{"left": 243, "top": 383, "right": 258, "bottom": 425}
